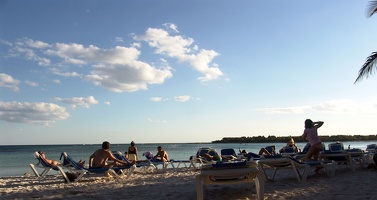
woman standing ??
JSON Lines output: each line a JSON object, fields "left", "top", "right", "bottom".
{"left": 302, "top": 119, "right": 324, "bottom": 161}
{"left": 126, "top": 141, "right": 138, "bottom": 161}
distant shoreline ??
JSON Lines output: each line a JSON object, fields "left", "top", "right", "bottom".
{"left": 212, "top": 135, "right": 377, "bottom": 143}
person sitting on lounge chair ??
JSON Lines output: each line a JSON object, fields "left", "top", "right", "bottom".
{"left": 38, "top": 151, "right": 62, "bottom": 166}
{"left": 89, "top": 141, "right": 135, "bottom": 169}
{"left": 259, "top": 146, "right": 274, "bottom": 156}
{"left": 153, "top": 146, "right": 169, "bottom": 162}
{"left": 279, "top": 138, "right": 301, "bottom": 153}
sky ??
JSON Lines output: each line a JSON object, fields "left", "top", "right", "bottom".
{"left": 1, "top": 0, "right": 377, "bottom": 145}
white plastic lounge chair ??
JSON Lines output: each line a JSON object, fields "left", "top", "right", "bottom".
{"left": 60, "top": 152, "right": 136, "bottom": 181}
{"left": 365, "top": 144, "right": 376, "bottom": 164}
{"left": 366, "top": 144, "right": 377, "bottom": 153}
{"left": 141, "top": 151, "right": 171, "bottom": 171}
{"left": 168, "top": 159, "right": 193, "bottom": 169}
{"left": 319, "top": 150, "right": 356, "bottom": 172}
{"left": 258, "top": 155, "right": 336, "bottom": 182}
{"left": 111, "top": 151, "right": 155, "bottom": 173}
{"left": 345, "top": 148, "right": 366, "bottom": 168}
{"left": 220, "top": 148, "right": 237, "bottom": 160}
{"left": 189, "top": 147, "right": 218, "bottom": 169}
{"left": 196, "top": 161, "right": 264, "bottom": 200}
{"left": 29, "top": 151, "right": 70, "bottom": 182}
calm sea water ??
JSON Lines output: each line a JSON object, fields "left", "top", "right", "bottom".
{"left": 1, "top": 141, "right": 376, "bottom": 177}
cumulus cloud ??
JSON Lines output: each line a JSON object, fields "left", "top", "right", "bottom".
{"left": 174, "top": 95, "right": 190, "bottom": 102}
{"left": 257, "top": 99, "right": 377, "bottom": 115}
{"left": 115, "top": 36, "right": 124, "bottom": 42}
{"left": 54, "top": 96, "right": 99, "bottom": 109}
{"left": 0, "top": 73, "right": 20, "bottom": 91}
{"left": 150, "top": 97, "right": 162, "bottom": 102}
{"left": 147, "top": 117, "right": 167, "bottom": 123}
{"left": 4, "top": 24, "right": 222, "bottom": 93}
{"left": 134, "top": 24, "right": 223, "bottom": 81}
{"left": 0, "top": 101, "right": 69, "bottom": 126}
{"left": 24, "top": 80, "right": 38, "bottom": 87}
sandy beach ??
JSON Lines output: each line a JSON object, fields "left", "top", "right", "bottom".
{"left": 1, "top": 165, "right": 377, "bottom": 200}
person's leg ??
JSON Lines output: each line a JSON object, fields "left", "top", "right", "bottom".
{"left": 259, "top": 148, "right": 271, "bottom": 156}
{"left": 305, "top": 146, "right": 316, "bottom": 161}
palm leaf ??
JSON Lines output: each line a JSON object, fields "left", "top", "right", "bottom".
{"left": 355, "top": 52, "right": 377, "bottom": 83}
{"left": 367, "top": 1, "right": 377, "bottom": 17}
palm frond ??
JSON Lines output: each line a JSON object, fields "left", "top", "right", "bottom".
{"left": 367, "top": 1, "right": 377, "bottom": 17}
{"left": 354, "top": 52, "right": 377, "bottom": 83}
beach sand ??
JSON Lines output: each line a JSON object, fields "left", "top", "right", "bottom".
{"left": 1, "top": 166, "right": 377, "bottom": 200}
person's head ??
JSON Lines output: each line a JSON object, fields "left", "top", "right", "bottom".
{"left": 131, "top": 141, "right": 135, "bottom": 146}
{"left": 241, "top": 149, "right": 247, "bottom": 154}
{"left": 304, "top": 119, "right": 314, "bottom": 129}
{"left": 102, "top": 141, "right": 110, "bottom": 149}
{"left": 38, "top": 151, "right": 46, "bottom": 158}
{"left": 288, "top": 138, "right": 295, "bottom": 146}
{"left": 157, "top": 146, "right": 162, "bottom": 151}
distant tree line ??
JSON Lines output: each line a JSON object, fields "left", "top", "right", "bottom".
{"left": 212, "top": 135, "right": 377, "bottom": 143}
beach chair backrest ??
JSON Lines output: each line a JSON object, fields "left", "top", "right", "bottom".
{"left": 221, "top": 148, "right": 236, "bottom": 157}
{"left": 282, "top": 147, "right": 295, "bottom": 153}
{"left": 197, "top": 147, "right": 211, "bottom": 157}
{"left": 61, "top": 152, "right": 84, "bottom": 170}
{"left": 328, "top": 142, "right": 344, "bottom": 152}
{"left": 302, "top": 143, "right": 311, "bottom": 153}
{"left": 265, "top": 146, "right": 276, "bottom": 154}
{"left": 366, "top": 144, "right": 377, "bottom": 152}
{"left": 143, "top": 151, "right": 153, "bottom": 160}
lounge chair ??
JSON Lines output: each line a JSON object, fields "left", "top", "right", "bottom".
{"left": 190, "top": 147, "right": 218, "bottom": 168}
{"left": 60, "top": 152, "right": 136, "bottom": 181}
{"left": 365, "top": 144, "right": 376, "bottom": 164}
{"left": 141, "top": 151, "right": 171, "bottom": 171}
{"left": 29, "top": 151, "right": 70, "bottom": 182}
{"left": 196, "top": 161, "right": 264, "bottom": 200}
{"left": 345, "top": 148, "right": 366, "bottom": 168}
{"left": 220, "top": 148, "right": 237, "bottom": 160}
{"left": 258, "top": 155, "right": 336, "bottom": 182}
{"left": 111, "top": 151, "right": 156, "bottom": 173}
{"left": 319, "top": 146, "right": 356, "bottom": 172}
{"left": 366, "top": 144, "right": 377, "bottom": 153}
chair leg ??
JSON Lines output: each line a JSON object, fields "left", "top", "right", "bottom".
{"left": 29, "top": 164, "right": 40, "bottom": 177}
{"left": 196, "top": 175, "right": 204, "bottom": 200}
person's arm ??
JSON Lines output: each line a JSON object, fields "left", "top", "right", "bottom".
{"left": 109, "top": 152, "right": 127, "bottom": 165}
{"left": 89, "top": 153, "right": 95, "bottom": 168}
{"left": 302, "top": 130, "right": 308, "bottom": 140}
{"left": 314, "top": 121, "right": 324, "bottom": 128}
{"left": 135, "top": 147, "right": 138, "bottom": 160}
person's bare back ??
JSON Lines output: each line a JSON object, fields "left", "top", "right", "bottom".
{"left": 90, "top": 149, "right": 112, "bottom": 168}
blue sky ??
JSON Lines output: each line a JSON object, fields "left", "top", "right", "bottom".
{"left": 1, "top": 0, "right": 377, "bottom": 145}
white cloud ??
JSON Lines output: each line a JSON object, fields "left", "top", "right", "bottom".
{"left": 115, "top": 36, "right": 124, "bottom": 43}
{"left": 0, "top": 101, "right": 69, "bottom": 126}
{"left": 24, "top": 80, "right": 38, "bottom": 87}
{"left": 257, "top": 99, "right": 377, "bottom": 115}
{"left": 24, "top": 39, "right": 51, "bottom": 49}
{"left": 54, "top": 96, "right": 99, "bottom": 109}
{"left": 4, "top": 24, "right": 222, "bottom": 93}
{"left": 174, "top": 95, "right": 190, "bottom": 102}
{"left": 0, "top": 73, "right": 20, "bottom": 91}
{"left": 50, "top": 68, "right": 81, "bottom": 77}
{"left": 150, "top": 97, "right": 162, "bottom": 102}
{"left": 53, "top": 79, "right": 61, "bottom": 84}
{"left": 163, "top": 23, "right": 179, "bottom": 33}
{"left": 147, "top": 117, "right": 167, "bottom": 123}
{"left": 104, "top": 101, "right": 111, "bottom": 105}
{"left": 13, "top": 41, "right": 51, "bottom": 66}
{"left": 134, "top": 24, "right": 223, "bottom": 81}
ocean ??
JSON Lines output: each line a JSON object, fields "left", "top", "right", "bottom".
{"left": 1, "top": 141, "right": 376, "bottom": 177}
